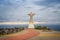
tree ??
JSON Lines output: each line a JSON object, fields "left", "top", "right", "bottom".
{"left": 35, "top": 26, "right": 41, "bottom": 30}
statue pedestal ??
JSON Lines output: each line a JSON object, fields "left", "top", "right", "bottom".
{"left": 28, "top": 23, "right": 34, "bottom": 28}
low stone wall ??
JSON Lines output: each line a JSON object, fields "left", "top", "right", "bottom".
{"left": 0, "top": 27, "right": 25, "bottom": 35}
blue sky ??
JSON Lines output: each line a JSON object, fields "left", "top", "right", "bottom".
{"left": 0, "top": 0, "right": 60, "bottom": 24}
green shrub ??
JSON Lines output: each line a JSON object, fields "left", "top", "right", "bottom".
{"left": 42, "top": 26, "right": 48, "bottom": 30}
{"left": 35, "top": 26, "right": 42, "bottom": 30}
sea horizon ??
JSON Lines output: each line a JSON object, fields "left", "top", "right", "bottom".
{"left": 0, "top": 24, "right": 60, "bottom": 31}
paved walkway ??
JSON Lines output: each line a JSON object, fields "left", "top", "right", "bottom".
{"left": 28, "top": 30, "right": 60, "bottom": 40}
{"left": 0, "top": 29, "right": 40, "bottom": 40}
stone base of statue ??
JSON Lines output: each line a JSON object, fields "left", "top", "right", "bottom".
{"left": 28, "top": 23, "right": 34, "bottom": 28}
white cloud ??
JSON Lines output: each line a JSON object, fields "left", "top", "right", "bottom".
{"left": 0, "top": 0, "right": 60, "bottom": 24}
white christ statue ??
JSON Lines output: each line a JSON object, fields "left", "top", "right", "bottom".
{"left": 28, "top": 12, "right": 35, "bottom": 28}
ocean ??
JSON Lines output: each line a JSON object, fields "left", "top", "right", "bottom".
{"left": 0, "top": 24, "right": 60, "bottom": 31}
{"left": 40, "top": 24, "right": 60, "bottom": 31}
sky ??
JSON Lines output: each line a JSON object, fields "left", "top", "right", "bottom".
{"left": 0, "top": 0, "right": 60, "bottom": 24}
